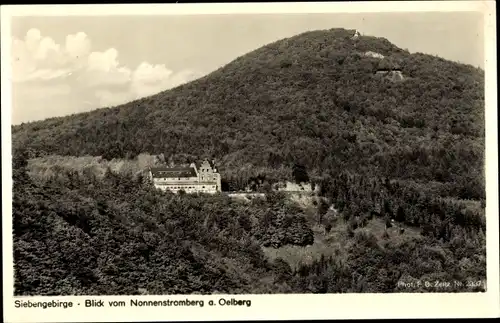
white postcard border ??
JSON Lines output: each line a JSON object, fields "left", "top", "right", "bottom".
{"left": 1, "top": 2, "right": 498, "bottom": 322}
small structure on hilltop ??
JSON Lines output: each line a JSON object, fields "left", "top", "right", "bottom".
{"left": 351, "top": 30, "right": 360, "bottom": 39}
{"left": 148, "top": 158, "right": 222, "bottom": 194}
{"left": 374, "top": 57, "right": 404, "bottom": 81}
{"left": 374, "top": 68, "right": 405, "bottom": 81}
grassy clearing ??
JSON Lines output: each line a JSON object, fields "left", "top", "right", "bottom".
{"left": 263, "top": 211, "right": 423, "bottom": 271}
{"left": 439, "top": 196, "right": 483, "bottom": 214}
{"left": 27, "top": 153, "right": 159, "bottom": 180}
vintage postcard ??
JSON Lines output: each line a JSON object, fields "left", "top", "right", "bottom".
{"left": 1, "top": 1, "right": 499, "bottom": 322}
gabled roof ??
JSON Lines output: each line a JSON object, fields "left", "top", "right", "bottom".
{"left": 150, "top": 166, "right": 197, "bottom": 178}
{"left": 195, "top": 159, "right": 216, "bottom": 170}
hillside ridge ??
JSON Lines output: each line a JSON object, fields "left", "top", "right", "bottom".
{"left": 12, "top": 27, "right": 485, "bottom": 199}
{"left": 11, "top": 27, "right": 487, "bottom": 296}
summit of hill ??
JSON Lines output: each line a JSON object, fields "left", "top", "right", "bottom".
{"left": 12, "top": 28, "right": 485, "bottom": 198}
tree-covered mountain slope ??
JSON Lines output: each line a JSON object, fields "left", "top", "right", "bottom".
{"left": 12, "top": 160, "right": 486, "bottom": 295}
{"left": 12, "top": 28, "right": 485, "bottom": 198}
{"left": 11, "top": 28, "right": 487, "bottom": 295}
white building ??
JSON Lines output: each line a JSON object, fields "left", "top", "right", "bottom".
{"left": 148, "top": 159, "right": 222, "bottom": 194}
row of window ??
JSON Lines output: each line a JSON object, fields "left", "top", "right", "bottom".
{"left": 166, "top": 185, "right": 216, "bottom": 189}
{"left": 155, "top": 178, "right": 217, "bottom": 183}
{"left": 155, "top": 178, "right": 196, "bottom": 181}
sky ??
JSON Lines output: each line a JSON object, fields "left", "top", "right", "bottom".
{"left": 9, "top": 12, "right": 485, "bottom": 125}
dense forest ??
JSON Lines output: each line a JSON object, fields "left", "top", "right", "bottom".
{"left": 12, "top": 28, "right": 484, "bottom": 198}
{"left": 11, "top": 28, "right": 486, "bottom": 294}
{"left": 13, "top": 150, "right": 485, "bottom": 295}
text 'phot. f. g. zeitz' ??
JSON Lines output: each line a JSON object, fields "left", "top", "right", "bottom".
{"left": 9, "top": 9, "right": 488, "bottom": 298}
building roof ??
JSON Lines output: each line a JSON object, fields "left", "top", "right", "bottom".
{"left": 195, "top": 159, "right": 216, "bottom": 170}
{"left": 150, "top": 166, "right": 197, "bottom": 178}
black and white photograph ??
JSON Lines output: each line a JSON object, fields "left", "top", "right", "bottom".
{"left": 2, "top": 1, "right": 498, "bottom": 322}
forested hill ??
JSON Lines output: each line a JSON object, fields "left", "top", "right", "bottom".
{"left": 12, "top": 28, "right": 485, "bottom": 199}
{"left": 11, "top": 27, "right": 487, "bottom": 296}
